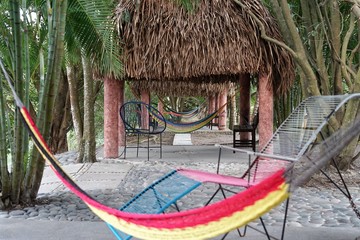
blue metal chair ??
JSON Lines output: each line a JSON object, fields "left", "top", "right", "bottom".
{"left": 106, "top": 170, "right": 201, "bottom": 240}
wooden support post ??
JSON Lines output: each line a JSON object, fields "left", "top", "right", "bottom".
{"left": 215, "top": 93, "right": 219, "bottom": 125}
{"left": 218, "top": 89, "right": 228, "bottom": 130}
{"left": 118, "top": 80, "right": 125, "bottom": 147}
{"left": 104, "top": 77, "right": 120, "bottom": 158}
{"left": 258, "top": 72, "right": 273, "bottom": 150}
{"left": 209, "top": 96, "right": 215, "bottom": 114}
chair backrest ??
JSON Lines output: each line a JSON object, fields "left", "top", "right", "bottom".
{"left": 239, "top": 111, "right": 258, "bottom": 129}
{"left": 245, "top": 94, "right": 360, "bottom": 184}
{"left": 119, "top": 101, "right": 166, "bottom": 134}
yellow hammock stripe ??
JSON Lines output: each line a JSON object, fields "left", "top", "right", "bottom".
{"left": 21, "top": 106, "right": 290, "bottom": 240}
{"left": 153, "top": 103, "right": 227, "bottom": 133}
{"left": 89, "top": 183, "right": 289, "bottom": 240}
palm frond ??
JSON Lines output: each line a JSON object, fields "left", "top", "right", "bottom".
{"left": 66, "top": 0, "right": 123, "bottom": 77}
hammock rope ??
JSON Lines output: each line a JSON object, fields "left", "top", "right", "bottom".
{"left": 160, "top": 98, "right": 207, "bottom": 119}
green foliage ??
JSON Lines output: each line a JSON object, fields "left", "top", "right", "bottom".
{"left": 65, "top": 0, "right": 123, "bottom": 77}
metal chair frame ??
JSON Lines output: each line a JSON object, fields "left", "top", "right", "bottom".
{"left": 120, "top": 101, "right": 166, "bottom": 161}
{"left": 213, "top": 94, "right": 360, "bottom": 239}
{"left": 107, "top": 170, "right": 202, "bottom": 240}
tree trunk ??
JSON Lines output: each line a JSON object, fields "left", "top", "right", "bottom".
{"left": 49, "top": 71, "right": 71, "bottom": 153}
{"left": 337, "top": 99, "right": 360, "bottom": 170}
{"left": 0, "top": 70, "right": 10, "bottom": 209}
{"left": 228, "top": 88, "right": 236, "bottom": 130}
{"left": 329, "top": 1, "right": 342, "bottom": 95}
{"left": 23, "top": 0, "right": 68, "bottom": 202}
{"left": 337, "top": 80, "right": 360, "bottom": 169}
{"left": 265, "top": 0, "right": 360, "bottom": 170}
{"left": 300, "top": 1, "right": 330, "bottom": 95}
{"left": 66, "top": 64, "right": 85, "bottom": 162}
{"left": 10, "top": 0, "right": 25, "bottom": 205}
{"left": 258, "top": 73, "right": 273, "bottom": 149}
{"left": 81, "top": 53, "right": 96, "bottom": 163}
{"left": 104, "top": 77, "right": 120, "bottom": 158}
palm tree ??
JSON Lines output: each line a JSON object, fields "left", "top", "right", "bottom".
{"left": 0, "top": 0, "right": 122, "bottom": 208}
{"left": 64, "top": 0, "right": 122, "bottom": 163}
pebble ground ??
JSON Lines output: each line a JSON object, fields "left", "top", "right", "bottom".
{"left": 1, "top": 149, "right": 360, "bottom": 229}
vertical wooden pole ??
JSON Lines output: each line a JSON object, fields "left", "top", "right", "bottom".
{"left": 215, "top": 93, "right": 220, "bottom": 125}
{"left": 258, "top": 72, "right": 273, "bottom": 150}
{"left": 218, "top": 89, "right": 228, "bottom": 130}
{"left": 104, "top": 77, "right": 120, "bottom": 158}
{"left": 208, "top": 96, "right": 215, "bottom": 114}
{"left": 118, "top": 80, "right": 125, "bottom": 146}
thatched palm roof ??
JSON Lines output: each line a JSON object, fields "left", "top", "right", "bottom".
{"left": 130, "top": 80, "right": 234, "bottom": 97}
{"left": 114, "top": 0, "right": 295, "bottom": 95}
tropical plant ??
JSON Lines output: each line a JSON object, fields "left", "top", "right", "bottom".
{"left": 64, "top": 0, "right": 122, "bottom": 163}
{"left": 0, "top": 0, "right": 122, "bottom": 208}
{"left": 260, "top": 0, "right": 360, "bottom": 169}
{"left": 0, "top": 0, "right": 68, "bottom": 207}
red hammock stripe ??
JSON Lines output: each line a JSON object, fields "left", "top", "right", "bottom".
{"left": 19, "top": 103, "right": 289, "bottom": 238}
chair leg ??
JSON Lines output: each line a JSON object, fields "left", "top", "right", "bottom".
{"left": 319, "top": 159, "right": 360, "bottom": 219}
{"left": 216, "top": 147, "right": 222, "bottom": 174}
{"left": 252, "top": 129, "right": 256, "bottom": 152}
{"left": 208, "top": 185, "right": 249, "bottom": 239}
{"left": 259, "top": 217, "right": 271, "bottom": 240}
{"left": 136, "top": 134, "right": 140, "bottom": 157}
{"left": 160, "top": 133, "right": 163, "bottom": 159}
{"left": 233, "top": 131, "right": 236, "bottom": 153}
{"left": 124, "top": 134, "right": 127, "bottom": 159}
{"left": 280, "top": 198, "right": 290, "bottom": 240}
{"left": 147, "top": 133, "right": 150, "bottom": 161}
{"left": 205, "top": 186, "right": 222, "bottom": 206}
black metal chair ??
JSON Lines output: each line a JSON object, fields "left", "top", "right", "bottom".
{"left": 120, "top": 101, "right": 166, "bottom": 160}
{"left": 208, "top": 115, "right": 219, "bottom": 130}
{"left": 233, "top": 113, "right": 258, "bottom": 152}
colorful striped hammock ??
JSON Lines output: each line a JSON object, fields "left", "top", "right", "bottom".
{"left": 17, "top": 95, "right": 360, "bottom": 239}
{"left": 161, "top": 99, "right": 207, "bottom": 119}
{"left": 151, "top": 103, "right": 227, "bottom": 133}
{"left": 3, "top": 59, "right": 360, "bottom": 239}
{"left": 1, "top": 60, "right": 291, "bottom": 239}
{"left": 20, "top": 104, "right": 290, "bottom": 239}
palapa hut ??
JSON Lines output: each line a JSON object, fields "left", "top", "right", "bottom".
{"left": 104, "top": 0, "right": 295, "bottom": 157}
